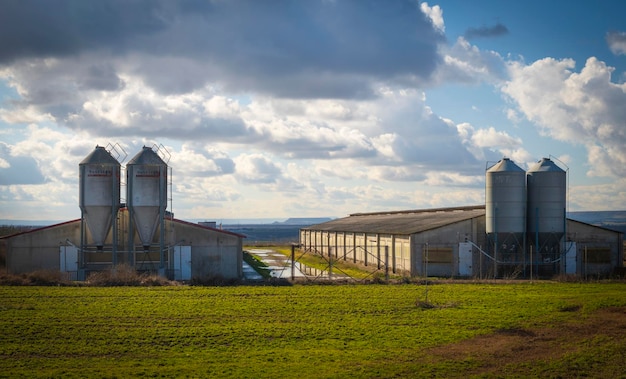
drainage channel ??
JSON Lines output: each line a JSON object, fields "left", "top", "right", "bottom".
{"left": 246, "top": 249, "right": 349, "bottom": 280}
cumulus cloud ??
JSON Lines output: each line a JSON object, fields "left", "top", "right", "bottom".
{"left": 420, "top": 2, "right": 445, "bottom": 33}
{"left": 9, "top": 1, "right": 614, "bottom": 218}
{"left": 569, "top": 177, "right": 626, "bottom": 211}
{"left": 606, "top": 31, "right": 626, "bottom": 55}
{"left": 234, "top": 153, "right": 283, "bottom": 184}
{"left": 0, "top": 142, "right": 47, "bottom": 185}
{"left": 169, "top": 144, "right": 235, "bottom": 178}
{"left": 0, "top": 0, "right": 444, "bottom": 99}
{"left": 434, "top": 37, "right": 507, "bottom": 85}
{"left": 423, "top": 171, "right": 483, "bottom": 187}
{"left": 455, "top": 122, "right": 530, "bottom": 165}
{"left": 470, "top": 126, "right": 522, "bottom": 149}
{"left": 0, "top": 1, "right": 502, "bottom": 183}
{"left": 502, "top": 56, "right": 626, "bottom": 177}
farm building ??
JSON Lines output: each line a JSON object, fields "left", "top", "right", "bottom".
{"left": 0, "top": 145, "right": 244, "bottom": 281}
{"left": 299, "top": 206, "right": 623, "bottom": 278}
{"left": 1, "top": 212, "right": 244, "bottom": 280}
{"left": 300, "top": 158, "right": 624, "bottom": 279}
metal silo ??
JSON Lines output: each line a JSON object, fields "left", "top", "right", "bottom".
{"left": 527, "top": 157, "right": 566, "bottom": 276}
{"left": 79, "top": 146, "right": 121, "bottom": 249}
{"left": 485, "top": 158, "right": 526, "bottom": 277}
{"left": 126, "top": 146, "right": 169, "bottom": 274}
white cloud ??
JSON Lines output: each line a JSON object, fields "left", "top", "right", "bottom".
{"left": 470, "top": 126, "right": 522, "bottom": 149}
{"left": 423, "top": 172, "right": 483, "bottom": 187}
{"left": 502, "top": 57, "right": 626, "bottom": 178}
{"left": 0, "top": 1, "right": 445, "bottom": 100}
{"left": 606, "top": 31, "right": 626, "bottom": 55}
{"left": 455, "top": 122, "right": 530, "bottom": 164}
{"left": 234, "top": 153, "right": 283, "bottom": 184}
{"left": 1, "top": 1, "right": 622, "bottom": 219}
{"left": 420, "top": 2, "right": 445, "bottom": 33}
{"left": 570, "top": 178, "right": 626, "bottom": 211}
{"left": 169, "top": 144, "right": 234, "bottom": 178}
{"left": 434, "top": 37, "right": 507, "bottom": 85}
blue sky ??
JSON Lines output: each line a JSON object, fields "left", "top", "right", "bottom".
{"left": 0, "top": 0, "right": 625, "bottom": 222}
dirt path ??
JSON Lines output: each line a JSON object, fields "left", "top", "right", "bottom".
{"left": 425, "top": 306, "right": 626, "bottom": 377}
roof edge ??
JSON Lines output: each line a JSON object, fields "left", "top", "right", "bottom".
{"left": 349, "top": 205, "right": 485, "bottom": 217}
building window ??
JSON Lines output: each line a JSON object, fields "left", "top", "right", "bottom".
{"left": 426, "top": 247, "right": 453, "bottom": 263}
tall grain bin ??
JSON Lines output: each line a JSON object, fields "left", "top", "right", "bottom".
{"left": 527, "top": 158, "right": 566, "bottom": 276}
{"left": 485, "top": 158, "right": 526, "bottom": 277}
{"left": 126, "top": 146, "right": 168, "bottom": 251}
{"left": 79, "top": 146, "right": 121, "bottom": 249}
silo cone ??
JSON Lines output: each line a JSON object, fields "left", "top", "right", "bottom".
{"left": 126, "top": 146, "right": 168, "bottom": 272}
{"left": 79, "top": 146, "right": 121, "bottom": 248}
{"left": 527, "top": 158, "right": 566, "bottom": 277}
{"left": 485, "top": 158, "right": 526, "bottom": 277}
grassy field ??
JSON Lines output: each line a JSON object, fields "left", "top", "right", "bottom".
{"left": 1, "top": 282, "right": 625, "bottom": 378}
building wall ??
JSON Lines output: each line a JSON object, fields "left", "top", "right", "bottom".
{"left": 301, "top": 214, "right": 623, "bottom": 279}
{"left": 3, "top": 222, "right": 81, "bottom": 274}
{"left": 566, "top": 220, "right": 623, "bottom": 277}
{"left": 1, "top": 217, "right": 243, "bottom": 280}
{"left": 168, "top": 220, "right": 242, "bottom": 279}
{"left": 411, "top": 216, "right": 486, "bottom": 277}
{"left": 299, "top": 216, "right": 486, "bottom": 278}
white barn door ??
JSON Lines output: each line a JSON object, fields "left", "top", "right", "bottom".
{"left": 174, "top": 246, "right": 192, "bottom": 280}
{"left": 60, "top": 246, "right": 78, "bottom": 280}
{"left": 458, "top": 242, "right": 473, "bottom": 277}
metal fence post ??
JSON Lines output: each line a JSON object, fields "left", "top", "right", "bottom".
{"left": 291, "top": 244, "right": 295, "bottom": 281}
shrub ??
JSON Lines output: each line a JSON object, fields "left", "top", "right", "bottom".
{"left": 86, "top": 264, "right": 175, "bottom": 286}
{"left": 0, "top": 270, "right": 72, "bottom": 286}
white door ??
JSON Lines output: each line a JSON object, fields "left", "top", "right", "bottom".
{"left": 174, "top": 246, "right": 192, "bottom": 280}
{"left": 60, "top": 246, "right": 78, "bottom": 280}
{"left": 60, "top": 246, "right": 78, "bottom": 272}
{"left": 458, "top": 242, "right": 473, "bottom": 276}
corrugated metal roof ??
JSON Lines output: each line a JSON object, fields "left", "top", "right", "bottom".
{"left": 127, "top": 146, "right": 167, "bottom": 166}
{"left": 302, "top": 205, "right": 486, "bottom": 235}
{"left": 80, "top": 146, "right": 120, "bottom": 165}
{"left": 528, "top": 157, "right": 565, "bottom": 173}
{"left": 487, "top": 157, "right": 524, "bottom": 172}
{"left": 0, "top": 211, "right": 246, "bottom": 240}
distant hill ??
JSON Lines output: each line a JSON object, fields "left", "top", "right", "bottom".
{"left": 219, "top": 217, "right": 334, "bottom": 243}
{"left": 277, "top": 217, "right": 333, "bottom": 225}
{"left": 0, "top": 220, "right": 64, "bottom": 227}
{"left": 568, "top": 211, "right": 626, "bottom": 235}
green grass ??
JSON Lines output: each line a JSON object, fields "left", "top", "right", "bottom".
{"left": 0, "top": 283, "right": 625, "bottom": 378}
{"left": 243, "top": 250, "right": 272, "bottom": 279}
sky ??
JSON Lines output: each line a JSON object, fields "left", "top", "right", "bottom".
{"left": 0, "top": 0, "right": 625, "bottom": 223}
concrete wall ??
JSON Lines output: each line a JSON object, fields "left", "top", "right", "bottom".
{"left": 411, "top": 216, "right": 486, "bottom": 277}
{"left": 566, "top": 220, "right": 623, "bottom": 277}
{"left": 168, "top": 220, "right": 242, "bottom": 279}
{"left": 2, "top": 221, "right": 81, "bottom": 274}
{"left": 1, "top": 216, "right": 243, "bottom": 280}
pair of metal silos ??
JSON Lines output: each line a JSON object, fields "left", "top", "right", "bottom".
{"left": 78, "top": 145, "right": 168, "bottom": 270}
{"left": 485, "top": 157, "right": 566, "bottom": 277}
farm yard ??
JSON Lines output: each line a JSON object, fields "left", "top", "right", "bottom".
{"left": 0, "top": 282, "right": 625, "bottom": 378}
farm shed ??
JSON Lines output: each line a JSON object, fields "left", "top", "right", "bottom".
{"left": 0, "top": 209, "right": 244, "bottom": 281}
{"left": 566, "top": 219, "right": 623, "bottom": 278}
{"left": 299, "top": 206, "right": 623, "bottom": 279}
